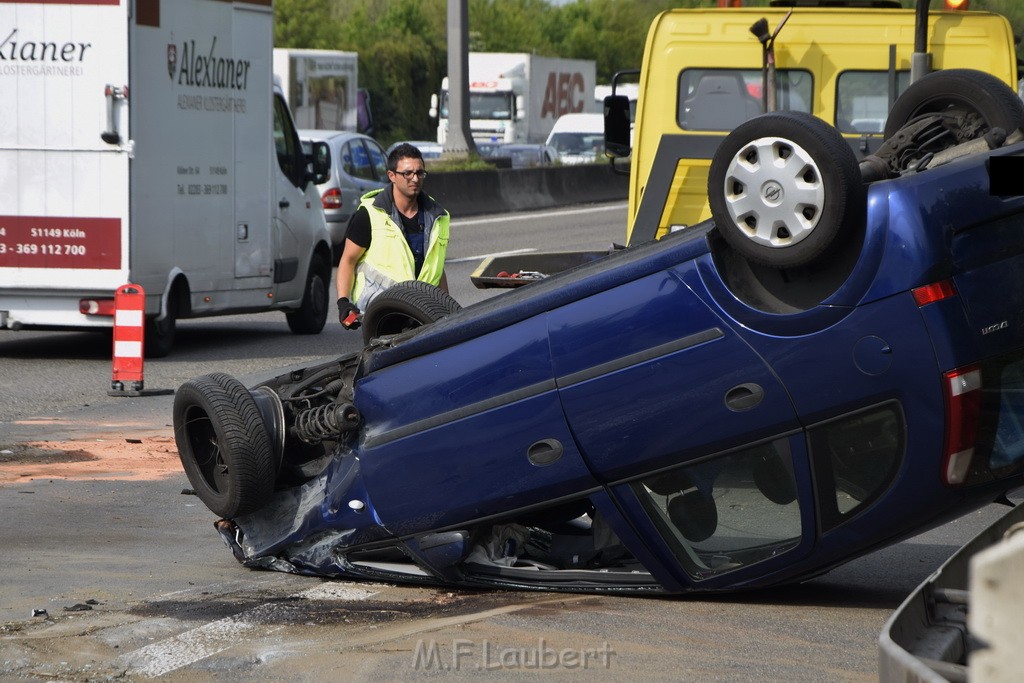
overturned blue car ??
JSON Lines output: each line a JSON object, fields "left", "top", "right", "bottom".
{"left": 174, "top": 70, "right": 1024, "bottom": 594}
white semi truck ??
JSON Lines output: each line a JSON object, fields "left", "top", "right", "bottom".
{"left": 429, "top": 52, "right": 597, "bottom": 145}
{"left": 0, "top": 0, "right": 334, "bottom": 356}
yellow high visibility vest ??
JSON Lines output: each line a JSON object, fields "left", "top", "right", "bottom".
{"left": 351, "top": 187, "right": 450, "bottom": 310}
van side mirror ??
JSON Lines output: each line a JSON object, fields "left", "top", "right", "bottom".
{"left": 307, "top": 141, "right": 331, "bottom": 185}
{"left": 604, "top": 94, "right": 631, "bottom": 158}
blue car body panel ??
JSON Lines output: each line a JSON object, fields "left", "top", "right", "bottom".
{"left": 200, "top": 140, "right": 1024, "bottom": 594}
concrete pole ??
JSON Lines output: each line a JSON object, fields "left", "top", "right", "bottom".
{"left": 444, "top": 0, "right": 477, "bottom": 159}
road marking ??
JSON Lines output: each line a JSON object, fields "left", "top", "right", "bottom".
{"left": 447, "top": 247, "right": 536, "bottom": 264}
{"left": 450, "top": 201, "right": 626, "bottom": 227}
{"left": 120, "top": 584, "right": 378, "bottom": 677}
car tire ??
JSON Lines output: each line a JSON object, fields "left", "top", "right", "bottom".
{"left": 173, "top": 372, "right": 276, "bottom": 518}
{"left": 882, "top": 68, "right": 1024, "bottom": 141}
{"left": 361, "top": 281, "right": 462, "bottom": 344}
{"left": 708, "top": 111, "right": 864, "bottom": 269}
{"left": 286, "top": 253, "right": 330, "bottom": 335}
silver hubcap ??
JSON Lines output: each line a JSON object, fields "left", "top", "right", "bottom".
{"left": 723, "top": 136, "right": 825, "bottom": 248}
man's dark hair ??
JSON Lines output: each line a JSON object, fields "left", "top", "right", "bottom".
{"left": 387, "top": 143, "right": 425, "bottom": 171}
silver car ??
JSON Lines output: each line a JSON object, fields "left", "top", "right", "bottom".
{"left": 299, "top": 129, "right": 388, "bottom": 261}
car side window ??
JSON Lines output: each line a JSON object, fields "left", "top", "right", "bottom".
{"left": 367, "top": 141, "right": 388, "bottom": 181}
{"left": 341, "top": 141, "right": 356, "bottom": 176}
{"left": 349, "top": 141, "right": 373, "bottom": 180}
{"left": 272, "top": 94, "right": 305, "bottom": 188}
{"left": 633, "top": 438, "right": 803, "bottom": 580}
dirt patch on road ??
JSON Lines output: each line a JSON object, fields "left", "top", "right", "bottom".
{"left": 0, "top": 435, "right": 182, "bottom": 483}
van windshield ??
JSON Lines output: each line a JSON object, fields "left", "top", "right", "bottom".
{"left": 440, "top": 91, "right": 515, "bottom": 120}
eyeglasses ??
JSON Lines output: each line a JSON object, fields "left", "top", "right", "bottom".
{"left": 392, "top": 169, "right": 428, "bottom": 179}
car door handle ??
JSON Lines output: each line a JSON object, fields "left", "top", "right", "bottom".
{"left": 279, "top": 199, "right": 290, "bottom": 209}
{"left": 725, "top": 383, "right": 764, "bottom": 412}
{"left": 527, "top": 439, "right": 563, "bottom": 467}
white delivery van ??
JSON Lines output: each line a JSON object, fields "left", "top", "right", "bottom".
{"left": 545, "top": 113, "right": 606, "bottom": 165}
{"left": 0, "top": 0, "right": 333, "bottom": 356}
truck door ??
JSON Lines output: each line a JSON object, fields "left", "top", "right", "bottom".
{"left": 230, "top": 5, "right": 273, "bottom": 280}
{"left": 271, "top": 91, "right": 318, "bottom": 297}
{"left": 0, "top": 1, "right": 130, "bottom": 327}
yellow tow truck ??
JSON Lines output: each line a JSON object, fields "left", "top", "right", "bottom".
{"left": 607, "top": 0, "right": 1018, "bottom": 244}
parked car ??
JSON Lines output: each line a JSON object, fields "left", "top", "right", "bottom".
{"left": 299, "top": 129, "right": 389, "bottom": 261}
{"left": 489, "top": 143, "right": 558, "bottom": 168}
{"left": 545, "top": 112, "right": 606, "bottom": 165}
{"left": 387, "top": 140, "right": 444, "bottom": 161}
{"left": 175, "top": 71, "right": 1024, "bottom": 595}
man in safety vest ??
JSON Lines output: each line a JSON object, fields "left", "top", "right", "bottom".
{"left": 335, "top": 143, "right": 450, "bottom": 329}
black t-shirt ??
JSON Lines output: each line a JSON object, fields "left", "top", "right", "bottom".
{"left": 347, "top": 205, "right": 426, "bottom": 276}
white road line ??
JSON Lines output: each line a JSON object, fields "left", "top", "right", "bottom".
{"left": 447, "top": 247, "right": 536, "bottom": 264}
{"left": 121, "top": 584, "right": 378, "bottom": 678}
{"left": 450, "top": 201, "right": 626, "bottom": 227}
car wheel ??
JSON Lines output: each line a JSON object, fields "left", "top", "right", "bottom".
{"left": 173, "top": 372, "right": 275, "bottom": 518}
{"left": 286, "top": 253, "right": 330, "bottom": 335}
{"left": 361, "top": 281, "right": 462, "bottom": 344}
{"left": 708, "top": 111, "right": 864, "bottom": 269}
{"left": 882, "top": 68, "right": 1024, "bottom": 142}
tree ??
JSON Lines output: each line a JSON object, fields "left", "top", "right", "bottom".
{"left": 274, "top": 0, "right": 342, "bottom": 49}
{"left": 273, "top": 0, "right": 1024, "bottom": 145}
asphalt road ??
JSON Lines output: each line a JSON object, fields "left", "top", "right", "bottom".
{"left": 1, "top": 201, "right": 1019, "bottom": 681}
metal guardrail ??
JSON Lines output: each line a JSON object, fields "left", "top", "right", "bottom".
{"left": 427, "top": 163, "right": 629, "bottom": 218}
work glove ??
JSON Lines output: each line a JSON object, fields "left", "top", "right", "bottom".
{"left": 337, "top": 297, "right": 361, "bottom": 329}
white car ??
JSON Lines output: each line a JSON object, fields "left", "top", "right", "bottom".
{"left": 545, "top": 113, "right": 606, "bottom": 165}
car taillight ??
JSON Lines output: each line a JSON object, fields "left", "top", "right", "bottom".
{"left": 79, "top": 298, "right": 116, "bottom": 316}
{"left": 322, "top": 188, "right": 342, "bottom": 210}
{"left": 941, "top": 364, "right": 982, "bottom": 486}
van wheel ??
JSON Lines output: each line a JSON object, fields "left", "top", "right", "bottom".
{"left": 708, "top": 111, "right": 864, "bottom": 269}
{"left": 144, "top": 295, "right": 177, "bottom": 358}
{"left": 361, "top": 281, "right": 462, "bottom": 344}
{"left": 173, "top": 372, "right": 275, "bottom": 518}
{"left": 287, "top": 254, "right": 330, "bottom": 335}
{"left": 883, "top": 69, "right": 1024, "bottom": 142}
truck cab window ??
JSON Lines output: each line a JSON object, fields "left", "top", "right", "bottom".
{"left": 835, "top": 70, "right": 911, "bottom": 134}
{"left": 273, "top": 94, "right": 306, "bottom": 187}
{"left": 677, "top": 68, "right": 812, "bottom": 132}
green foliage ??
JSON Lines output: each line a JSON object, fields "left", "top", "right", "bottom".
{"left": 274, "top": 0, "right": 341, "bottom": 49}
{"left": 274, "top": 0, "right": 1024, "bottom": 145}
